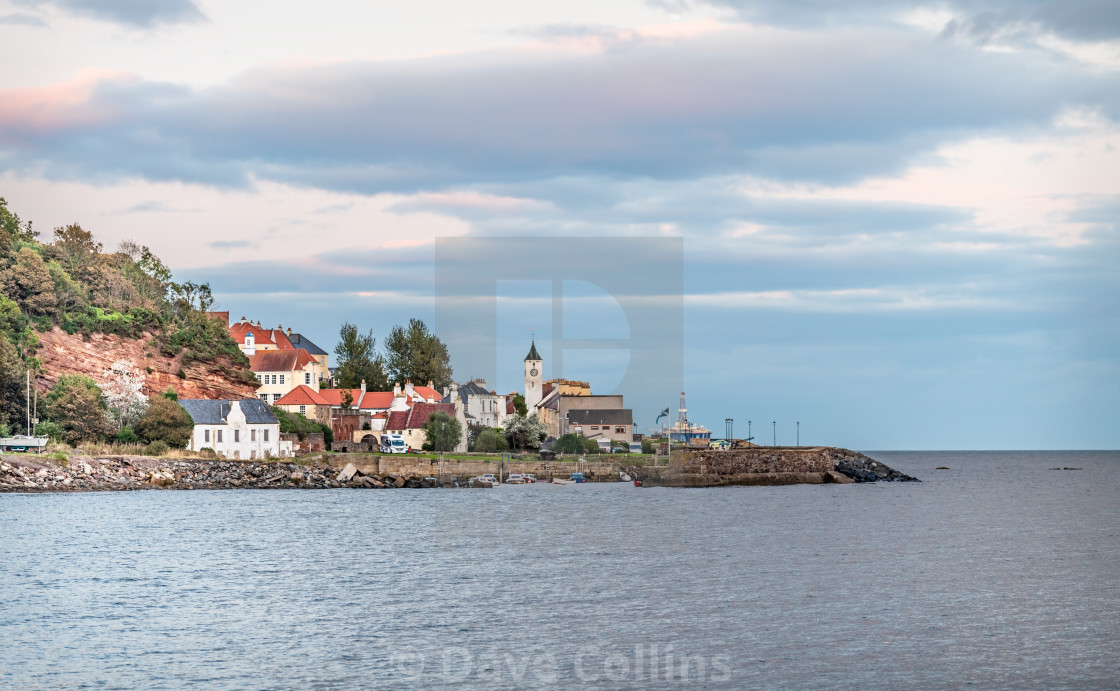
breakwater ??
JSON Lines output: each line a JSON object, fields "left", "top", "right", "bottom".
{"left": 630, "top": 447, "right": 919, "bottom": 487}
{"left": 0, "top": 454, "right": 624, "bottom": 492}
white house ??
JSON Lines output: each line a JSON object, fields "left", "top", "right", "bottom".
{"left": 179, "top": 399, "right": 293, "bottom": 460}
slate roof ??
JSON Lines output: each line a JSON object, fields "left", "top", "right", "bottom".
{"left": 567, "top": 408, "right": 633, "bottom": 426}
{"left": 288, "top": 333, "right": 328, "bottom": 356}
{"left": 525, "top": 340, "right": 541, "bottom": 361}
{"left": 179, "top": 399, "right": 279, "bottom": 425}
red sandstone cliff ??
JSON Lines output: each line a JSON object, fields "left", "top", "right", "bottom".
{"left": 34, "top": 327, "right": 257, "bottom": 400}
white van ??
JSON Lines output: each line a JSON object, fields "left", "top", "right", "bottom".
{"left": 381, "top": 433, "right": 409, "bottom": 454}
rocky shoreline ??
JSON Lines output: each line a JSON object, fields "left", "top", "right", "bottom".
{"left": 0, "top": 455, "right": 450, "bottom": 492}
{"left": 832, "top": 449, "right": 920, "bottom": 483}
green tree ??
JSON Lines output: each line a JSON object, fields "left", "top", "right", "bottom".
{"left": 503, "top": 413, "right": 547, "bottom": 451}
{"left": 421, "top": 411, "right": 462, "bottom": 453}
{"left": 335, "top": 322, "right": 390, "bottom": 391}
{"left": 0, "top": 197, "right": 37, "bottom": 254}
{"left": 383, "top": 318, "right": 453, "bottom": 391}
{"left": 472, "top": 427, "right": 508, "bottom": 453}
{"left": 554, "top": 433, "right": 586, "bottom": 454}
{"left": 511, "top": 394, "right": 527, "bottom": 416}
{"left": 0, "top": 333, "right": 27, "bottom": 430}
{"left": 134, "top": 394, "right": 194, "bottom": 448}
{"left": 582, "top": 437, "right": 601, "bottom": 454}
{"left": 44, "top": 374, "right": 112, "bottom": 446}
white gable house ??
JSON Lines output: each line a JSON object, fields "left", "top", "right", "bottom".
{"left": 179, "top": 399, "right": 293, "bottom": 460}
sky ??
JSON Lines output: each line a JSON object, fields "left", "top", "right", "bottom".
{"left": 1, "top": 0, "right": 1118, "bottom": 449}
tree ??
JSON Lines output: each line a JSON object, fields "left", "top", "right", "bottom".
{"left": 51, "top": 223, "right": 102, "bottom": 278}
{"left": 4, "top": 247, "right": 57, "bottom": 317}
{"left": 103, "top": 358, "right": 148, "bottom": 430}
{"left": 0, "top": 333, "right": 26, "bottom": 431}
{"left": 511, "top": 394, "right": 527, "bottom": 416}
{"left": 134, "top": 393, "right": 194, "bottom": 448}
{"left": 335, "top": 322, "right": 390, "bottom": 391}
{"left": 44, "top": 374, "right": 112, "bottom": 446}
{"left": 503, "top": 413, "right": 547, "bottom": 450}
{"left": 554, "top": 433, "right": 586, "bottom": 455}
{"left": 0, "top": 197, "right": 37, "bottom": 254}
{"left": 384, "top": 318, "right": 453, "bottom": 391}
{"left": 473, "top": 427, "right": 508, "bottom": 453}
{"left": 421, "top": 411, "right": 462, "bottom": 453}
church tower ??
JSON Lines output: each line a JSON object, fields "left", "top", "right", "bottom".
{"left": 524, "top": 337, "right": 543, "bottom": 413}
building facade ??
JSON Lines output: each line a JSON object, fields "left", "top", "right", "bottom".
{"left": 180, "top": 399, "right": 292, "bottom": 459}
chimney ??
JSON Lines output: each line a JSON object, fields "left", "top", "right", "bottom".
{"left": 277, "top": 324, "right": 282, "bottom": 331}
{"left": 256, "top": 320, "right": 261, "bottom": 328}
{"left": 361, "top": 379, "right": 366, "bottom": 394}
{"left": 393, "top": 382, "right": 401, "bottom": 396}
{"left": 287, "top": 327, "right": 292, "bottom": 336}
{"left": 239, "top": 316, "right": 247, "bottom": 324}
{"left": 442, "top": 386, "right": 449, "bottom": 398}
{"left": 427, "top": 380, "right": 434, "bottom": 389}
{"left": 405, "top": 380, "right": 414, "bottom": 396}
{"left": 450, "top": 382, "right": 459, "bottom": 403}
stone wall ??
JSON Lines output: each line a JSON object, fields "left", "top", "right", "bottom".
{"left": 322, "top": 455, "right": 621, "bottom": 481}
{"left": 282, "top": 432, "right": 326, "bottom": 454}
{"left": 680, "top": 447, "right": 834, "bottom": 475}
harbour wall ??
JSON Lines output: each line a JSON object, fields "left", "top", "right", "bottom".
{"left": 634, "top": 447, "right": 850, "bottom": 487}
{"left": 323, "top": 455, "right": 622, "bottom": 482}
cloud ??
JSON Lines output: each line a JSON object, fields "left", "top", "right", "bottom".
{"left": 14, "top": 0, "right": 205, "bottom": 28}
{"left": 677, "top": 0, "right": 1120, "bottom": 43}
{"left": 1, "top": 24, "right": 1116, "bottom": 194}
{"left": 209, "top": 239, "right": 255, "bottom": 249}
{"left": 0, "top": 12, "right": 48, "bottom": 27}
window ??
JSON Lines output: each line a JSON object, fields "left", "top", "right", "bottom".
{"left": 264, "top": 429, "right": 270, "bottom": 442}
{"left": 305, "top": 373, "right": 311, "bottom": 385}
{"left": 256, "top": 374, "right": 262, "bottom": 382}
{"left": 259, "top": 394, "right": 268, "bottom": 402}
{"left": 616, "top": 427, "right": 625, "bottom": 434}
{"left": 217, "top": 430, "right": 223, "bottom": 443}
{"left": 279, "top": 375, "right": 285, "bottom": 384}
{"left": 299, "top": 405, "right": 306, "bottom": 415}
{"left": 273, "top": 393, "right": 282, "bottom": 403}
{"left": 234, "top": 430, "right": 240, "bottom": 443}
{"left": 270, "top": 374, "right": 278, "bottom": 385}
{"left": 204, "top": 429, "right": 210, "bottom": 443}
{"left": 591, "top": 426, "right": 599, "bottom": 430}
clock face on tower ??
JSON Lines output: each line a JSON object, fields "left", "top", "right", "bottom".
{"left": 530, "top": 368, "right": 538, "bottom": 377}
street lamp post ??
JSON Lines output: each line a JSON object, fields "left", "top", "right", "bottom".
{"left": 748, "top": 420, "right": 752, "bottom": 446}
{"left": 772, "top": 421, "right": 776, "bottom": 446}
{"left": 797, "top": 421, "right": 800, "bottom": 447}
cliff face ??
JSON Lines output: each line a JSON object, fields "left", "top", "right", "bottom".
{"left": 34, "top": 327, "right": 257, "bottom": 401}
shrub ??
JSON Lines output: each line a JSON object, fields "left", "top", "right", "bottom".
{"left": 176, "top": 368, "right": 186, "bottom": 379}
{"left": 144, "top": 440, "right": 169, "bottom": 456}
{"left": 50, "top": 451, "right": 67, "bottom": 463}
{"left": 473, "top": 428, "right": 508, "bottom": 453}
{"left": 197, "top": 447, "right": 217, "bottom": 459}
{"left": 114, "top": 426, "right": 139, "bottom": 444}
{"left": 135, "top": 395, "right": 193, "bottom": 447}
{"left": 36, "top": 420, "right": 63, "bottom": 441}
{"left": 553, "top": 433, "right": 586, "bottom": 454}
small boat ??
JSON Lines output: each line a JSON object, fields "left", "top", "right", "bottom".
{"left": 633, "top": 479, "right": 643, "bottom": 487}
{"left": 619, "top": 472, "right": 631, "bottom": 482}
{"left": 552, "top": 478, "right": 575, "bottom": 485}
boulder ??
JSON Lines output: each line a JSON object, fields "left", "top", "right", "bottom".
{"left": 336, "top": 463, "right": 358, "bottom": 483}
{"left": 393, "top": 476, "right": 406, "bottom": 488}
{"left": 290, "top": 471, "right": 305, "bottom": 484}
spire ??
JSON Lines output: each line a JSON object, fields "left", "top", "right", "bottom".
{"left": 524, "top": 335, "right": 541, "bottom": 362}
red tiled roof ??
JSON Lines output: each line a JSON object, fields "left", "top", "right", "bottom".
{"left": 275, "top": 385, "right": 330, "bottom": 406}
{"left": 386, "top": 402, "right": 456, "bottom": 430}
{"left": 249, "top": 348, "right": 316, "bottom": 373}
{"left": 317, "top": 389, "right": 363, "bottom": 406}
{"left": 230, "top": 321, "right": 275, "bottom": 346}
{"left": 412, "top": 385, "right": 442, "bottom": 402}
{"left": 386, "top": 410, "right": 410, "bottom": 430}
{"left": 268, "top": 329, "right": 295, "bottom": 350}
{"left": 357, "top": 392, "right": 394, "bottom": 410}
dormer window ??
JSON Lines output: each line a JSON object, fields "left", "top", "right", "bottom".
{"left": 245, "top": 333, "right": 254, "bottom": 346}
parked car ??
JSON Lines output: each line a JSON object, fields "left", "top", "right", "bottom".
{"left": 506, "top": 473, "right": 525, "bottom": 484}
{"left": 381, "top": 433, "right": 409, "bottom": 454}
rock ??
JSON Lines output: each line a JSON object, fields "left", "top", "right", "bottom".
{"left": 149, "top": 470, "right": 175, "bottom": 487}
{"left": 824, "top": 470, "right": 854, "bottom": 484}
{"left": 393, "top": 476, "right": 406, "bottom": 488}
{"left": 337, "top": 463, "right": 358, "bottom": 483}
{"left": 290, "top": 471, "right": 305, "bottom": 484}
{"left": 936, "top": 466, "right": 950, "bottom": 470}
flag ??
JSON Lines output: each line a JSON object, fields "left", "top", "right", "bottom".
{"left": 655, "top": 407, "right": 670, "bottom": 424}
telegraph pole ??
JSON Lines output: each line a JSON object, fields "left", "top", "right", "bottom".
{"left": 772, "top": 421, "right": 776, "bottom": 446}
{"left": 796, "top": 421, "right": 800, "bottom": 447}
